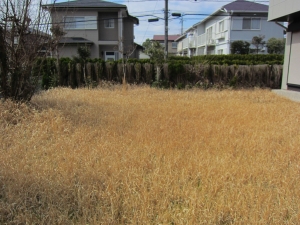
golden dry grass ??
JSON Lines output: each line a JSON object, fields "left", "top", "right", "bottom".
{"left": 1, "top": 85, "right": 300, "bottom": 224}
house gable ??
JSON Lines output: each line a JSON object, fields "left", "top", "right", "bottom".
{"left": 43, "top": 0, "right": 139, "bottom": 59}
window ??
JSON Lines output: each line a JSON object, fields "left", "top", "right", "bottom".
{"left": 105, "top": 51, "right": 117, "bottom": 61}
{"left": 251, "top": 18, "right": 260, "bottom": 29}
{"left": 64, "top": 16, "right": 96, "bottom": 29}
{"left": 104, "top": 19, "right": 114, "bottom": 28}
{"left": 217, "top": 49, "right": 224, "bottom": 55}
{"left": 172, "top": 42, "right": 177, "bottom": 49}
{"left": 242, "top": 18, "right": 261, "bottom": 30}
{"left": 219, "top": 21, "right": 224, "bottom": 33}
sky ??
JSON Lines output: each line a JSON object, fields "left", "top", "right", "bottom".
{"left": 120, "top": 0, "right": 230, "bottom": 45}
{"left": 113, "top": 0, "right": 269, "bottom": 45}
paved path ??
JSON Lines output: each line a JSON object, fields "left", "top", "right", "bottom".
{"left": 272, "top": 89, "right": 300, "bottom": 103}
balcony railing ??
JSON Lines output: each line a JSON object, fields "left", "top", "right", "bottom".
{"left": 206, "top": 38, "right": 216, "bottom": 46}
{"left": 188, "top": 37, "right": 197, "bottom": 48}
{"left": 183, "top": 38, "right": 188, "bottom": 49}
{"left": 197, "top": 33, "right": 206, "bottom": 47}
{"left": 177, "top": 31, "right": 226, "bottom": 52}
{"left": 215, "top": 31, "right": 226, "bottom": 40}
{"left": 177, "top": 41, "right": 183, "bottom": 52}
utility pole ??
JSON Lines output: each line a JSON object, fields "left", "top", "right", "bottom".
{"left": 164, "top": 0, "right": 168, "bottom": 60}
{"left": 180, "top": 16, "right": 183, "bottom": 35}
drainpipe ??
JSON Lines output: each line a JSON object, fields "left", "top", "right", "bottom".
{"left": 228, "top": 10, "right": 233, "bottom": 54}
{"left": 118, "top": 10, "right": 123, "bottom": 59}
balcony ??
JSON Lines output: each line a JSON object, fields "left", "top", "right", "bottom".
{"left": 177, "top": 31, "right": 220, "bottom": 52}
{"left": 177, "top": 41, "right": 183, "bottom": 52}
{"left": 207, "top": 39, "right": 216, "bottom": 46}
{"left": 197, "top": 33, "right": 206, "bottom": 47}
{"left": 215, "top": 31, "right": 226, "bottom": 40}
{"left": 182, "top": 38, "right": 188, "bottom": 49}
{"left": 188, "top": 37, "right": 196, "bottom": 48}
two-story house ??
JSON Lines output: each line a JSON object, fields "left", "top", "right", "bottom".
{"left": 176, "top": 0, "right": 284, "bottom": 57}
{"left": 152, "top": 35, "right": 180, "bottom": 56}
{"left": 269, "top": 0, "right": 300, "bottom": 91}
{"left": 43, "top": 0, "right": 139, "bottom": 60}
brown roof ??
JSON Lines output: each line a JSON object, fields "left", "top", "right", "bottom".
{"left": 152, "top": 35, "right": 181, "bottom": 41}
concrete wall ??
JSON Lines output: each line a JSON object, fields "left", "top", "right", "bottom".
{"left": 268, "top": 0, "right": 300, "bottom": 91}
{"left": 281, "top": 31, "right": 300, "bottom": 90}
{"left": 123, "top": 17, "right": 135, "bottom": 53}
{"left": 269, "top": 0, "right": 300, "bottom": 21}
{"left": 98, "top": 11, "right": 119, "bottom": 41}
{"left": 231, "top": 15, "right": 284, "bottom": 43}
{"left": 196, "top": 24, "right": 205, "bottom": 36}
{"left": 51, "top": 8, "right": 136, "bottom": 59}
{"left": 51, "top": 9, "right": 100, "bottom": 58}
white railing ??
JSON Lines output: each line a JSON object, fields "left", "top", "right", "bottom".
{"left": 177, "top": 30, "right": 224, "bottom": 52}
{"left": 197, "top": 33, "right": 206, "bottom": 47}
{"left": 177, "top": 41, "right": 183, "bottom": 52}
{"left": 188, "top": 37, "right": 197, "bottom": 48}
{"left": 215, "top": 31, "right": 226, "bottom": 40}
{"left": 207, "top": 38, "right": 216, "bottom": 46}
{"left": 182, "top": 38, "right": 189, "bottom": 49}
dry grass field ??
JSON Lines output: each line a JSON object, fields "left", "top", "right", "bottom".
{"left": 1, "top": 85, "right": 300, "bottom": 224}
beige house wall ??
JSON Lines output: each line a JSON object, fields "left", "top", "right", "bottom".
{"left": 98, "top": 11, "right": 119, "bottom": 41}
{"left": 269, "top": 0, "right": 300, "bottom": 90}
{"left": 268, "top": 0, "right": 300, "bottom": 21}
{"left": 50, "top": 8, "right": 136, "bottom": 59}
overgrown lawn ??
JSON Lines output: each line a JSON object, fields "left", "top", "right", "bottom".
{"left": 1, "top": 86, "right": 300, "bottom": 224}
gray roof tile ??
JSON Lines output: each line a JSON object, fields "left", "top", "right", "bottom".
{"left": 223, "top": 0, "right": 268, "bottom": 12}
{"left": 45, "top": 0, "right": 126, "bottom": 8}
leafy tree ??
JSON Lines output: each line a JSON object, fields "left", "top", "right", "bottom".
{"left": 142, "top": 39, "right": 164, "bottom": 60}
{"left": 252, "top": 35, "right": 266, "bottom": 54}
{"left": 230, "top": 40, "right": 250, "bottom": 54}
{"left": 266, "top": 38, "right": 285, "bottom": 54}
{"left": 142, "top": 39, "right": 165, "bottom": 81}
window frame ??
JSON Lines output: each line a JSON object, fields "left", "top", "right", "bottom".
{"left": 64, "top": 16, "right": 97, "bottom": 30}
{"left": 218, "top": 20, "right": 225, "bottom": 33}
{"left": 206, "top": 26, "right": 213, "bottom": 41}
{"left": 172, "top": 42, "right": 177, "bottom": 49}
{"left": 104, "top": 19, "right": 114, "bottom": 29}
{"left": 242, "top": 17, "right": 261, "bottom": 30}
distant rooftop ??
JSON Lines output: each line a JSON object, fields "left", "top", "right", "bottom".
{"left": 222, "top": 0, "right": 268, "bottom": 12}
{"left": 153, "top": 35, "right": 181, "bottom": 41}
{"left": 43, "top": 0, "right": 126, "bottom": 8}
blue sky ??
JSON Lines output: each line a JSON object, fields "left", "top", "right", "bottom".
{"left": 119, "top": 0, "right": 227, "bottom": 45}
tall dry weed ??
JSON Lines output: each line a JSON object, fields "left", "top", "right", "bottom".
{"left": 1, "top": 87, "right": 300, "bottom": 224}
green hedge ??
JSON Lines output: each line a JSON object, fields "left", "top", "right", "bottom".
{"left": 191, "top": 54, "right": 284, "bottom": 65}
{"left": 39, "top": 55, "right": 283, "bottom": 90}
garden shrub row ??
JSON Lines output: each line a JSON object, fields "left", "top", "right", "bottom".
{"left": 191, "top": 54, "right": 284, "bottom": 65}
{"left": 38, "top": 55, "right": 283, "bottom": 90}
